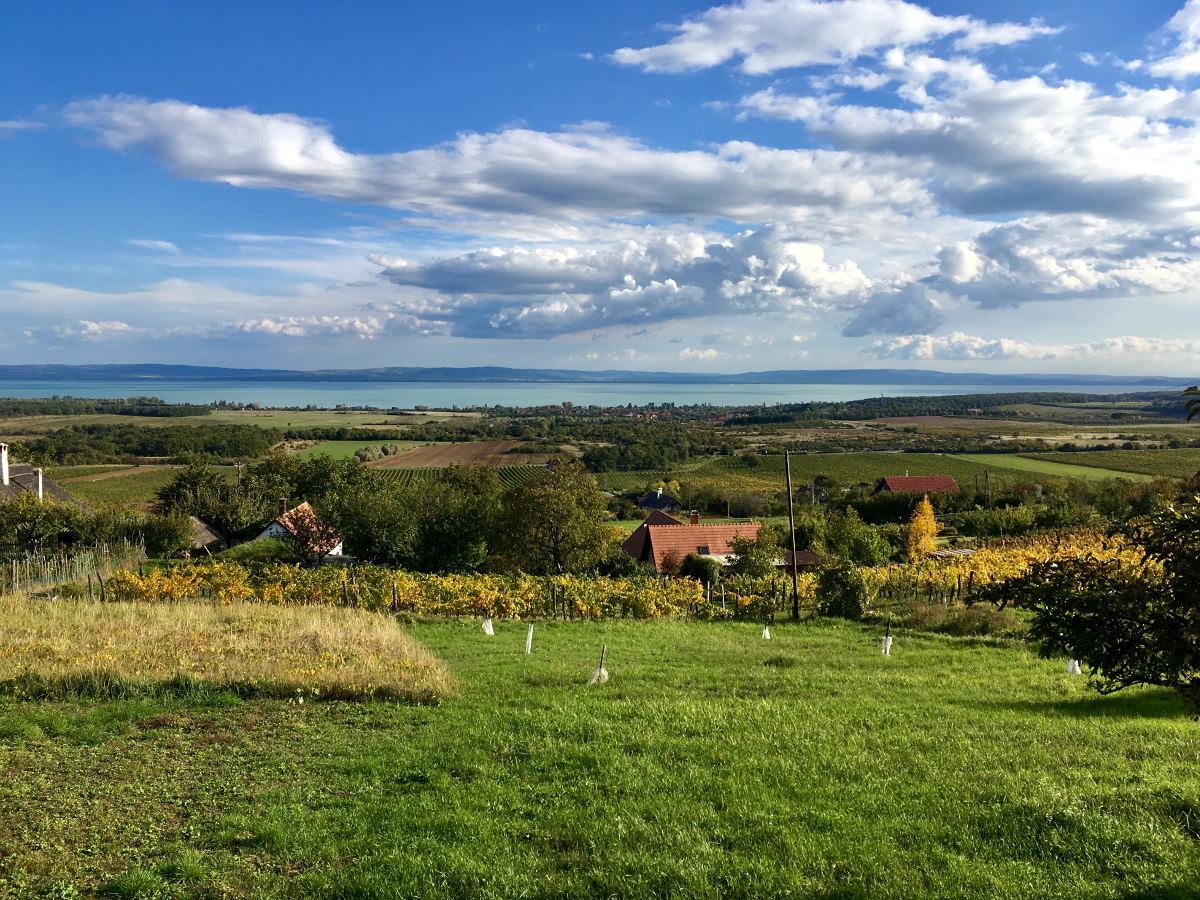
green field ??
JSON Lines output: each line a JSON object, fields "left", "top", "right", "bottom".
{"left": 598, "top": 453, "right": 997, "bottom": 495}
{"left": 952, "top": 453, "right": 1157, "bottom": 483}
{"left": 3, "top": 618, "right": 1198, "bottom": 898}
{"left": 1020, "top": 449, "right": 1200, "bottom": 479}
{"left": 62, "top": 467, "right": 234, "bottom": 505}
{"left": 45, "top": 465, "right": 130, "bottom": 479}
{"left": 297, "top": 440, "right": 429, "bottom": 461}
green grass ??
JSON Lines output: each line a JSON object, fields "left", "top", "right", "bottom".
{"left": 63, "top": 467, "right": 234, "bottom": 505}
{"left": 3, "top": 618, "right": 1199, "bottom": 898}
{"left": 598, "top": 453, "right": 997, "bottom": 495}
{"left": 952, "top": 453, "right": 1157, "bottom": 483}
{"left": 297, "top": 439, "right": 428, "bottom": 461}
{"left": 1020, "top": 449, "right": 1200, "bottom": 479}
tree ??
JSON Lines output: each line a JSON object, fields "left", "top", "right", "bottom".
{"left": 999, "top": 499, "right": 1200, "bottom": 711}
{"left": 493, "top": 461, "right": 609, "bottom": 575}
{"left": 816, "top": 564, "right": 869, "bottom": 619}
{"left": 143, "top": 512, "right": 194, "bottom": 558}
{"left": 906, "top": 495, "right": 940, "bottom": 559}
{"left": 725, "top": 525, "right": 782, "bottom": 578}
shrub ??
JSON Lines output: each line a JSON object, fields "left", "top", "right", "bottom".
{"left": 816, "top": 564, "right": 869, "bottom": 620}
{"left": 679, "top": 553, "right": 722, "bottom": 586}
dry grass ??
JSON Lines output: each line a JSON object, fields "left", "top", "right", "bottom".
{"left": 0, "top": 596, "right": 455, "bottom": 703}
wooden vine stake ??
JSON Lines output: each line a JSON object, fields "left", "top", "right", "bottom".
{"left": 882, "top": 616, "right": 893, "bottom": 656}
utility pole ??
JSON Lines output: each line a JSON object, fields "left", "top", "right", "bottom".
{"left": 785, "top": 451, "right": 800, "bottom": 621}
{"left": 986, "top": 469, "right": 992, "bottom": 509}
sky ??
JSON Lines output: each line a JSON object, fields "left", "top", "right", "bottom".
{"left": 5, "top": 0, "right": 1200, "bottom": 375}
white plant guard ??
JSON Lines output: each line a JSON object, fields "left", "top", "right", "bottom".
{"left": 482, "top": 618, "right": 494, "bottom": 636}
{"left": 587, "top": 644, "right": 609, "bottom": 685}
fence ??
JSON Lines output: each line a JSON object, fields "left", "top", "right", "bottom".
{"left": 1, "top": 540, "right": 147, "bottom": 596}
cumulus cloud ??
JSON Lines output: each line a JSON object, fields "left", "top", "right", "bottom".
{"left": 611, "top": 0, "right": 1056, "bottom": 74}
{"left": 371, "top": 225, "right": 874, "bottom": 337}
{"left": 62, "top": 95, "right": 928, "bottom": 226}
{"left": 867, "top": 331, "right": 1200, "bottom": 360}
{"left": 1147, "top": 0, "right": 1200, "bottom": 79}
{"left": 841, "top": 283, "right": 943, "bottom": 336}
{"left": 928, "top": 216, "right": 1200, "bottom": 306}
{"left": 679, "top": 347, "right": 726, "bottom": 361}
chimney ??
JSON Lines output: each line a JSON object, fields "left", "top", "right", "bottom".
{"left": 905, "top": 469, "right": 909, "bottom": 477}
{"left": 0, "top": 443, "right": 7, "bottom": 486}
{"left": 690, "top": 511, "right": 699, "bottom": 525}
{"left": 35, "top": 468, "right": 43, "bottom": 501}
{"left": 279, "top": 498, "right": 288, "bottom": 517}
{"left": 657, "top": 487, "right": 663, "bottom": 498}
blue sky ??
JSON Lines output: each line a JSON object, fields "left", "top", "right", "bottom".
{"left": 4, "top": 0, "right": 1200, "bottom": 373}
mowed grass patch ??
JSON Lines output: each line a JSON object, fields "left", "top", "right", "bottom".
{"left": 0, "top": 597, "right": 453, "bottom": 704}
{"left": 954, "top": 453, "right": 1156, "bottom": 482}
{"left": 4, "top": 619, "right": 1200, "bottom": 898}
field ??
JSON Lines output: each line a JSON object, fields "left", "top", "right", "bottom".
{"left": 596, "top": 452, "right": 998, "bottom": 495}
{"left": 367, "top": 440, "right": 554, "bottom": 468}
{"left": 62, "top": 467, "right": 234, "bottom": 506}
{"left": 46, "top": 465, "right": 130, "bottom": 479}
{"left": 1021, "top": 449, "right": 1200, "bottom": 479}
{"left": 951, "top": 453, "right": 1157, "bottom": 483}
{"left": 372, "top": 465, "right": 544, "bottom": 489}
{"left": 296, "top": 439, "right": 429, "bottom": 461}
{"left": 3, "top": 617, "right": 1198, "bottom": 898}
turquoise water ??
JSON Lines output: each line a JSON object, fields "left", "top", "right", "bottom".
{"left": 0, "top": 380, "right": 1178, "bottom": 408}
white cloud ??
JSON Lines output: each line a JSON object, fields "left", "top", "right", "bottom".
{"left": 62, "top": 96, "right": 930, "bottom": 226}
{"left": 866, "top": 331, "right": 1200, "bottom": 360}
{"left": 611, "top": 0, "right": 1056, "bottom": 74}
{"left": 679, "top": 347, "right": 726, "bottom": 361}
{"left": 126, "top": 239, "right": 181, "bottom": 253}
{"left": 371, "top": 225, "right": 874, "bottom": 337}
{"left": 841, "top": 283, "right": 943, "bottom": 336}
{"left": 1146, "top": 0, "right": 1200, "bottom": 78}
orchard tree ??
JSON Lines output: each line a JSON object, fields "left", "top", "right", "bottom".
{"left": 494, "top": 460, "right": 608, "bottom": 575}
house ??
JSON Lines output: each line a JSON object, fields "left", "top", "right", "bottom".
{"left": 775, "top": 550, "right": 827, "bottom": 572}
{"left": 623, "top": 517, "right": 762, "bottom": 574}
{"left": 257, "top": 500, "right": 344, "bottom": 558}
{"left": 875, "top": 475, "right": 959, "bottom": 495}
{"left": 0, "top": 443, "right": 79, "bottom": 504}
{"left": 637, "top": 488, "right": 683, "bottom": 512}
{"left": 621, "top": 509, "right": 683, "bottom": 562}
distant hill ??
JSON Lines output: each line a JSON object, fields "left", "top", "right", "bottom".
{"left": 0, "top": 363, "right": 1192, "bottom": 387}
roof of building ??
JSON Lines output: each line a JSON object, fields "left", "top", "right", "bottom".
{"left": 777, "top": 550, "right": 827, "bottom": 568}
{"left": 638, "top": 521, "right": 762, "bottom": 573}
{"left": 637, "top": 491, "right": 682, "bottom": 510}
{"left": 188, "top": 516, "right": 225, "bottom": 552}
{"left": 620, "top": 509, "right": 683, "bottom": 561}
{"left": 270, "top": 501, "right": 343, "bottom": 554}
{"left": 0, "top": 463, "right": 80, "bottom": 505}
{"left": 878, "top": 475, "right": 959, "bottom": 494}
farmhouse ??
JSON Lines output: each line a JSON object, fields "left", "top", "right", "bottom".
{"left": 257, "top": 500, "right": 344, "bottom": 558}
{"left": 623, "top": 512, "right": 762, "bottom": 574}
{"left": 637, "top": 488, "right": 683, "bottom": 512}
{"left": 875, "top": 475, "right": 959, "bottom": 495}
{"left": 0, "top": 443, "right": 77, "bottom": 504}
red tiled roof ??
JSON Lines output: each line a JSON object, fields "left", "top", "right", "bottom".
{"left": 276, "top": 501, "right": 343, "bottom": 554}
{"left": 642, "top": 522, "right": 762, "bottom": 573}
{"left": 620, "top": 509, "right": 683, "bottom": 560}
{"left": 879, "top": 476, "right": 959, "bottom": 494}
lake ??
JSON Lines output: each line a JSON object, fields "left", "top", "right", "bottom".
{"left": 0, "top": 380, "right": 1181, "bottom": 408}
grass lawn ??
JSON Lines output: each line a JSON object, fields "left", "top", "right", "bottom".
{"left": 3, "top": 617, "right": 1198, "bottom": 898}
{"left": 297, "top": 439, "right": 429, "bottom": 461}
{"left": 951, "top": 453, "right": 1156, "bottom": 483}
{"left": 1019, "top": 449, "right": 1200, "bottom": 480}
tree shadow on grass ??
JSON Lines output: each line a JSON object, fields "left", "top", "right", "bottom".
{"left": 1119, "top": 885, "right": 1200, "bottom": 900}
{"left": 989, "top": 688, "right": 1184, "bottom": 720}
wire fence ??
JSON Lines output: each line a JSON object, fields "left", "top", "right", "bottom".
{"left": 1, "top": 540, "right": 147, "bottom": 595}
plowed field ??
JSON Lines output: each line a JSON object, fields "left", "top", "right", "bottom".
{"left": 366, "top": 440, "right": 551, "bottom": 468}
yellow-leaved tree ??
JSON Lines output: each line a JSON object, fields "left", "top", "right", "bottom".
{"left": 907, "top": 495, "right": 940, "bottom": 559}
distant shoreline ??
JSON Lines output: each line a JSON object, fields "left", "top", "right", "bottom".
{"left": 0, "top": 364, "right": 1192, "bottom": 388}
